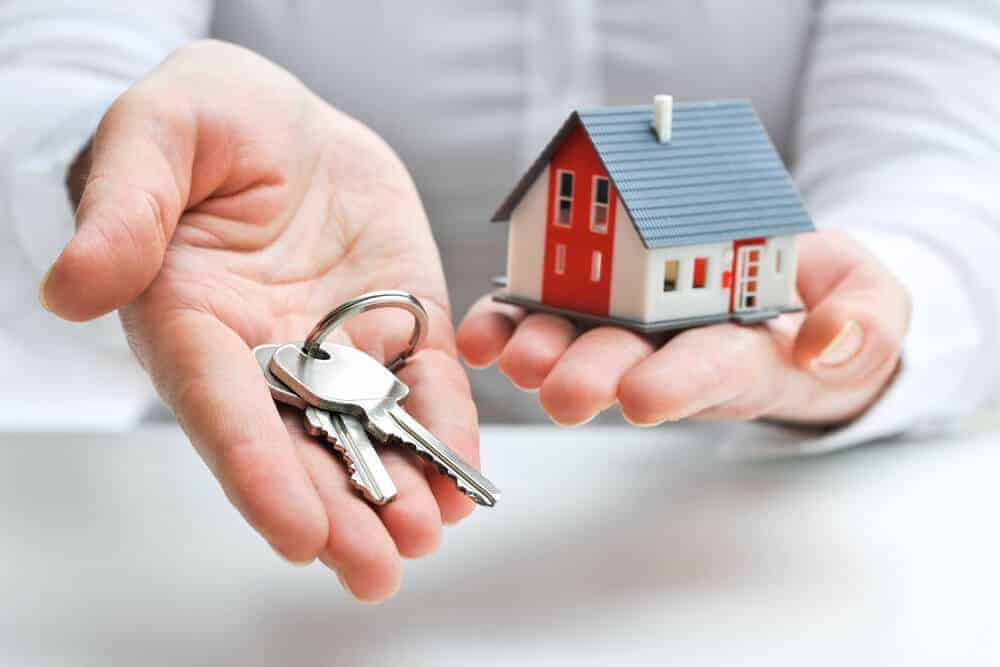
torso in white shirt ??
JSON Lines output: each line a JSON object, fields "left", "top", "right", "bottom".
{"left": 4, "top": 1, "right": 994, "bottom": 437}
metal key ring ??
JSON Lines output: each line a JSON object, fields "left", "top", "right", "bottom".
{"left": 302, "top": 290, "right": 429, "bottom": 372}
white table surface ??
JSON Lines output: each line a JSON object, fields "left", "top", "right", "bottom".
{"left": 2, "top": 423, "right": 999, "bottom": 666}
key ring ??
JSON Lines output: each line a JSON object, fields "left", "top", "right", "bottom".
{"left": 302, "top": 290, "right": 429, "bottom": 372}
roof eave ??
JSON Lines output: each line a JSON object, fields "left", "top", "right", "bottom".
{"left": 490, "top": 111, "right": 582, "bottom": 222}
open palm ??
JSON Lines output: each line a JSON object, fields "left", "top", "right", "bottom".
{"left": 458, "top": 229, "right": 909, "bottom": 428}
{"left": 42, "top": 41, "right": 478, "bottom": 602}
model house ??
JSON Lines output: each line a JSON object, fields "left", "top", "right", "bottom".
{"left": 491, "top": 96, "right": 815, "bottom": 332}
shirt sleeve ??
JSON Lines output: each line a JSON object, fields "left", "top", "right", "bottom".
{"left": 722, "top": 0, "right": 1000, "bottom": 458}
{"left": 0, "top": 2, "right": 212, "bottom": 430}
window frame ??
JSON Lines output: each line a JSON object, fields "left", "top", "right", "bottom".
{"left": 663, "top": 259, "right": 680, "bottom": 293}
{"left": 589, "top": 175, "right": 610, "bottom": 234}
{"left": 554, "top": 169, "right": 575, "bottom": 228}
{"left": 554, "top": 243, "right": 567, "bottom": 275}
{"left": 590, "top": 250, "right": 603, "bottom": 282}
{"left": 692, "top": 256, "right": 709, "bottom": 289}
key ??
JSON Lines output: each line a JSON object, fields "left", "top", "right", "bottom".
{"left": 304, "top": 408, "right": 398, "bottom": 505}
{"left": 253, "top": 344, "right": 397, "bottom": 505}
{"left": 252, "top": 342, "right": 326, "bottom": 435}
{"left": 254, "top": 344, "right": 397, "bottom": 504}
{"left": 269, "top": 343, "right": 500, "bottom": 507}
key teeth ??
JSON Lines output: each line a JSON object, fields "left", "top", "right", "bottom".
{"left": 316, "top": 428, "right": 390, "bottom": 506}
{"left": 384, "top": 432, "right": 494, "bottom": 507}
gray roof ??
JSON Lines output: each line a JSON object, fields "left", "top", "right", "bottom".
{"left": 491, "top": 100, "right": 814, "bottom": 248}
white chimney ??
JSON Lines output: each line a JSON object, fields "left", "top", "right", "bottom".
{"left": 652, "top": 94, "right": 673, "bottom": 143}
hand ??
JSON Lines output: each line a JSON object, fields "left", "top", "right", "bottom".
{"left": 457, "top": 229, "right": 909, "bottom": 427}
{"left": 41, "top": 40, "right": 479, "bottom": 602}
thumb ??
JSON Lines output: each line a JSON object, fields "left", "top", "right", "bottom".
{"left": 793, "top": 256, "right": 911, "bottom": 387}
{"left": 40, "top": 89, "right": 194, "bottom": 321}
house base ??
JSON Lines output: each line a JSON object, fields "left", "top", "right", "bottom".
{"left": 491, "top": 288, "right": 803, "bottom": 335}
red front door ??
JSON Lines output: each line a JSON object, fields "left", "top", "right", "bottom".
{"left": 541, "top": 124, "right": 618, "bottom": 316}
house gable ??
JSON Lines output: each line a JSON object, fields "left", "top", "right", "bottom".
{"left": 538, "top": 122, "right": 620, "bottom": 315}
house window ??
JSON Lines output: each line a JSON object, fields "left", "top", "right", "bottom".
{"left": 591, "top": 251, "right": 603, "bottom": 282}
{"left": 554, "top": 243, "right": 566, "bottom": 275}
{"left": 590, "top": 176, "right": 610, "bottom": 233}
{"left": 775, "top": 249, "right": 783, "bottom": 274}
{"left": 555, "top": 170, "right": 574, "bottom": 226}
{"left": 663, "top": 260, "right": 679, "bottom": 292}
{"left": 692, "top": 257, "right": 708, "bottom": 288}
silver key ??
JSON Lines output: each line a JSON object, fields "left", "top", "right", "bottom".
{"left": 270, "top": 343, "right": 500, "bottom": 507}
{"left": 253, "top": 344, "right": 397, "bottom": 505}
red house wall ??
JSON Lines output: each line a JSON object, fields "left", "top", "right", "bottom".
{"left": 541, "top": 123, "right": 618, "bottom": 316}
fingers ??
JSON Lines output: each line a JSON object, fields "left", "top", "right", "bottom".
{"left": 289, "top": 417, "right": 401, "bottom": 602}
{"left": 795, "top": 291, "right": 903, "bottom": 387}
{"left": 539, "top": 327, "right": 654, "bottom": 425}
{"left": 372, "top": 446, "right": 443, "bottom": 557}
{"left": 398, "top": 349, "right": 481, "bottom": 524}
{"left": 456, "top": 295, "right": 525, "bottom": 368}
{"left": 131, "top": 307, "right": 329, "bottom": 564}
{"left": 793, "top": 232, "right": 910, "bottom": 387}
{"left": 41, "top": 85, "right": 196, "bottom": 321}
{"left": 618, "top": 323, "right": 788, "bottom": 425}
{"left": 497, "top": 314, "right": 577, "bottom": 390}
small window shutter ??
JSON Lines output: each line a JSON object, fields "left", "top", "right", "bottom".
{"left": 693, "top": 258, "right": 707, "bottom": 288}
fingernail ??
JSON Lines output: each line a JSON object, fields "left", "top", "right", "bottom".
{"left": 459, "top": 350, "right": 493, "bottom": 370}
{"left": 622, "top": 411, "right": 672, "bottom": 428}
{"left": 550, "top": 410, "right": 599, "bottom": 428}
{"left": 336, "top": 571, "right": 353, "bottom": 595}
{"left": 336, "top": 571, "right": 372, "bottom": 603}
{"left": 272, "top": 546, "right": 313, "bottom": 568}
{"left": 38, "top": 264, "right": 54, "bottom": 312}
{"left": 815, "top": 320, "right": 863, "bottom": 367}
{"left": 507, "top": 378, "right": 539, "bottom": 394}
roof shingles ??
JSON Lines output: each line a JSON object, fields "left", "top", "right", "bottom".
{"left": 492, "top": 100, "right": 814, "bottom": 248}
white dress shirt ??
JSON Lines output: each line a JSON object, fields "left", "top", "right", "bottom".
{"left": 0, "top": 1, "right": 997, "bottom": 456}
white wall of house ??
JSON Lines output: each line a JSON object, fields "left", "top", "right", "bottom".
{"left": 625, "top": 232, "right": 798, "bottom": 322}
{"left": 636, "top": 239, "right": 732, "bottom": 321}
{"left": 505, "top": 165, "right": 548, "bottom": 301}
